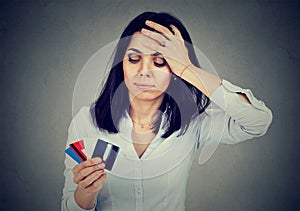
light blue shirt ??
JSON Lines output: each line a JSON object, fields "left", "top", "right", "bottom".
{"left": 61, "top": 80, "right": 272, "bottom": 211}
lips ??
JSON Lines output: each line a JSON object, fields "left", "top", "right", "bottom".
{"left": 134, "top": 83, "right": 155, "bottom": 90}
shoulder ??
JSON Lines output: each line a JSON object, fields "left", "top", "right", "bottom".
{"left": 77, "top": 106, "right": 91, "bottom": 117}
{"left": 70, "top": 106, "right": 97, "bottom": 133}
{"left": 73, "top": 106, "right": 92, "bottom": 123}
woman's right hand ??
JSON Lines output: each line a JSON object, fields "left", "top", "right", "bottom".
{"left": 72, "top": 157, "right": 106, "bottom": 209}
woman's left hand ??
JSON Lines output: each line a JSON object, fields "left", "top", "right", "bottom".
{"left": 141, "top": 20, "right": 192, "bottom": 76}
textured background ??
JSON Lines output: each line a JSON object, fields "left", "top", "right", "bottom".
{"left": 1, "top": 0, "right": 299, "bottom": 210}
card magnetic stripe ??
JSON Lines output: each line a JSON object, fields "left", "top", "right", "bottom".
{"left": 65, "top": 147, "right": 82, "bottom": 163}
{"left": 105, "top": 145, "right": 120, "bottom": 171}
{"left": 70, "top": 143, "right": 87, "bottom": 161}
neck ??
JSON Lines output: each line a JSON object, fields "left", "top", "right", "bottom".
{"left": 129, "top": 96, "right": 164, "bottom": 123}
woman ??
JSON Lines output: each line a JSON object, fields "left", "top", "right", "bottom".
{"left": 62, "top": 12, "right": 272, "bottom": 211}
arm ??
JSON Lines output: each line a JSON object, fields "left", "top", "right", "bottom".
{"left": 141, "top": 21, "right": 272, "bottom": 143}
{"left": 180, "top": 64, "right": 273, "bottom": 142}
{"left": 142, "top": 20, "right": 251, "bottom": 103}
{"left": 73, "top": 158, "right": 106, "bottom": 210}
{"left": 203, "top": 79, "right": 272, "bottom": 143}
{"left": 181, "top": 57, "right": 272, "bottom": 143}
{"left": 179, "top": 63, "right": 251, "bottom": 104}
{"left": 193, "top": 79, "right": 272, "bottom": 164}
{"left": 62, "top": 108, "right": 106, "bottom": 211}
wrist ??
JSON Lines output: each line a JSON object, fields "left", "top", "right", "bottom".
{"left": 179, "top": 63, "right": 193, "bottom": 78}
{"left": 75, "top": 188, "right": 98, "bottom": 210}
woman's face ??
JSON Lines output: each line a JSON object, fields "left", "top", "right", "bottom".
{"left": 123, "top": 32, "right": 172, "bottom": 102}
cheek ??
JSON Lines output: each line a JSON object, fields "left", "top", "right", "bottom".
{"left": 123, "top": 63, "right": 135, "bottom": 91}
{"left": 156, "top": 72, "right": 172, "bottom": 90}
{"left": 123, "top": 62, "right": 138, "bottom": 80}
{"left": 123, "top": 62, "right": 129, "bottom": 80}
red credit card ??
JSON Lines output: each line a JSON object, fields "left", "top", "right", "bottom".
{"left": 69, "top": 140, "right": 87, "bottom": 162}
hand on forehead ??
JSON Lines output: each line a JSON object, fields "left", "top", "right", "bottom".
{"left": 127, "top": 32, "right": 162, "bottom": 55}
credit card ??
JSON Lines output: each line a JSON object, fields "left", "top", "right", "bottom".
{"left": 92, "top": 139, "right": 120, "bottom": 171}
{"left": 65, "top": 147, "right": 82, "bottom": 163}
{"left": 65, "top": 140, "right": 87, "bottom": 163}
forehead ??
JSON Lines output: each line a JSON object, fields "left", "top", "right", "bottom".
{"left": 126, "top": 32, "right": 156, "bottom": 55}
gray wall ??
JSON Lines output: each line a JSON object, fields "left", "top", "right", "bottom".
{"left": 1, "top": 1, "right": 299, "bottom": 210}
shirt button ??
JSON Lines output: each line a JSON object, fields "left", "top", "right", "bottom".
{"left": 136, "top": 161, "right": 141, "bottom": 168}
{"left": 136, "top": 187, "right": 142, "bottom": 195}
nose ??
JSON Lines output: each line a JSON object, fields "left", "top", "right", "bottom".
{"left": 138, "top": 55, "right": 152, "bottom": 77}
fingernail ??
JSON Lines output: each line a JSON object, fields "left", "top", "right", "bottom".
{"left": 92, "top": 157, "right": 101, "bottom": 164}
{"left": 98, "top": 163, "right": 105, "bottom": 168}
{"left": 145, "top": 20, "right": 152, "bottom": 25}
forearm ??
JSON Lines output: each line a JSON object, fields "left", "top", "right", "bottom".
{"left": 181, "top": 65, "right": 251, "bottom": 104}
{"left": 180, "top": 64, "right": 222, "bottom": 97}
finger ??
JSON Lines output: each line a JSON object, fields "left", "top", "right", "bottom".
{"left": 73, "top": 162, "right": 105, "bottom": 184}
{"left": 141, "top": 28, "right": 167, "bottom": 46}
{"left": 170, "top": 25, "right": 184, "bottom": 40}
{"left": 145, "top": 20, "right": 173, "bottom": 38}
{"left": 141, "top": 39, "right": 163, "bottom": 54}
{"left": 72, "top": 157, "right": 103, "bottom": 175}
{"left": 85, "top": 173, "right": 107, "bottom": 192}
{"left": 73, "top": 157, "right": 103, "bottom": 174}
{"left": 78, "top": 170, "right": 105, "bottom": 189}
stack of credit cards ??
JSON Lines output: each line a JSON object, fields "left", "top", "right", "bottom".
{"left": 65, "top": 139, "right": 120, "bottom": 171}
{"left": 65, "top": 140, "right": 87, "bottom": 163}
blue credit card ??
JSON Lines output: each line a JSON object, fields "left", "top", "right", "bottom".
{"left": 65, "top": 140, "right": 87, "bottom": 163}
{"left": 65, "top": 147, "right": 83, "bottom": 163}
{"left": 92, "top": 139, "right": 120, "bottom": 171}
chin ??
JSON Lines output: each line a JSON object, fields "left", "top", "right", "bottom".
{"left": 131, "top": 91, "right": 165, "bottom": 101}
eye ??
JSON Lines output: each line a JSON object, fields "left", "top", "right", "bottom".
{"left": 153, "top": 57, "right": 167, "bottom": 67}
{"left": 128, "top": 53, "right": 141, "bottom": 64}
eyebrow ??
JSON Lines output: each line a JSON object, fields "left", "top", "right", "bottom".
{"left": 127, "top": 48, "right": 162, "bottom": 56}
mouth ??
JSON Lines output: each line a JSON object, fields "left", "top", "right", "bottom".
{"left": 134, "top": 83, "right": 155, "bottom": 90}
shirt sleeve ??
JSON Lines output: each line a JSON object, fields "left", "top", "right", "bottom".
{"left": 199, "top": 79, "right": 273, "bottom": 145}
{"left": 61, "top": 107, "right": 97, "bottom": 211}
